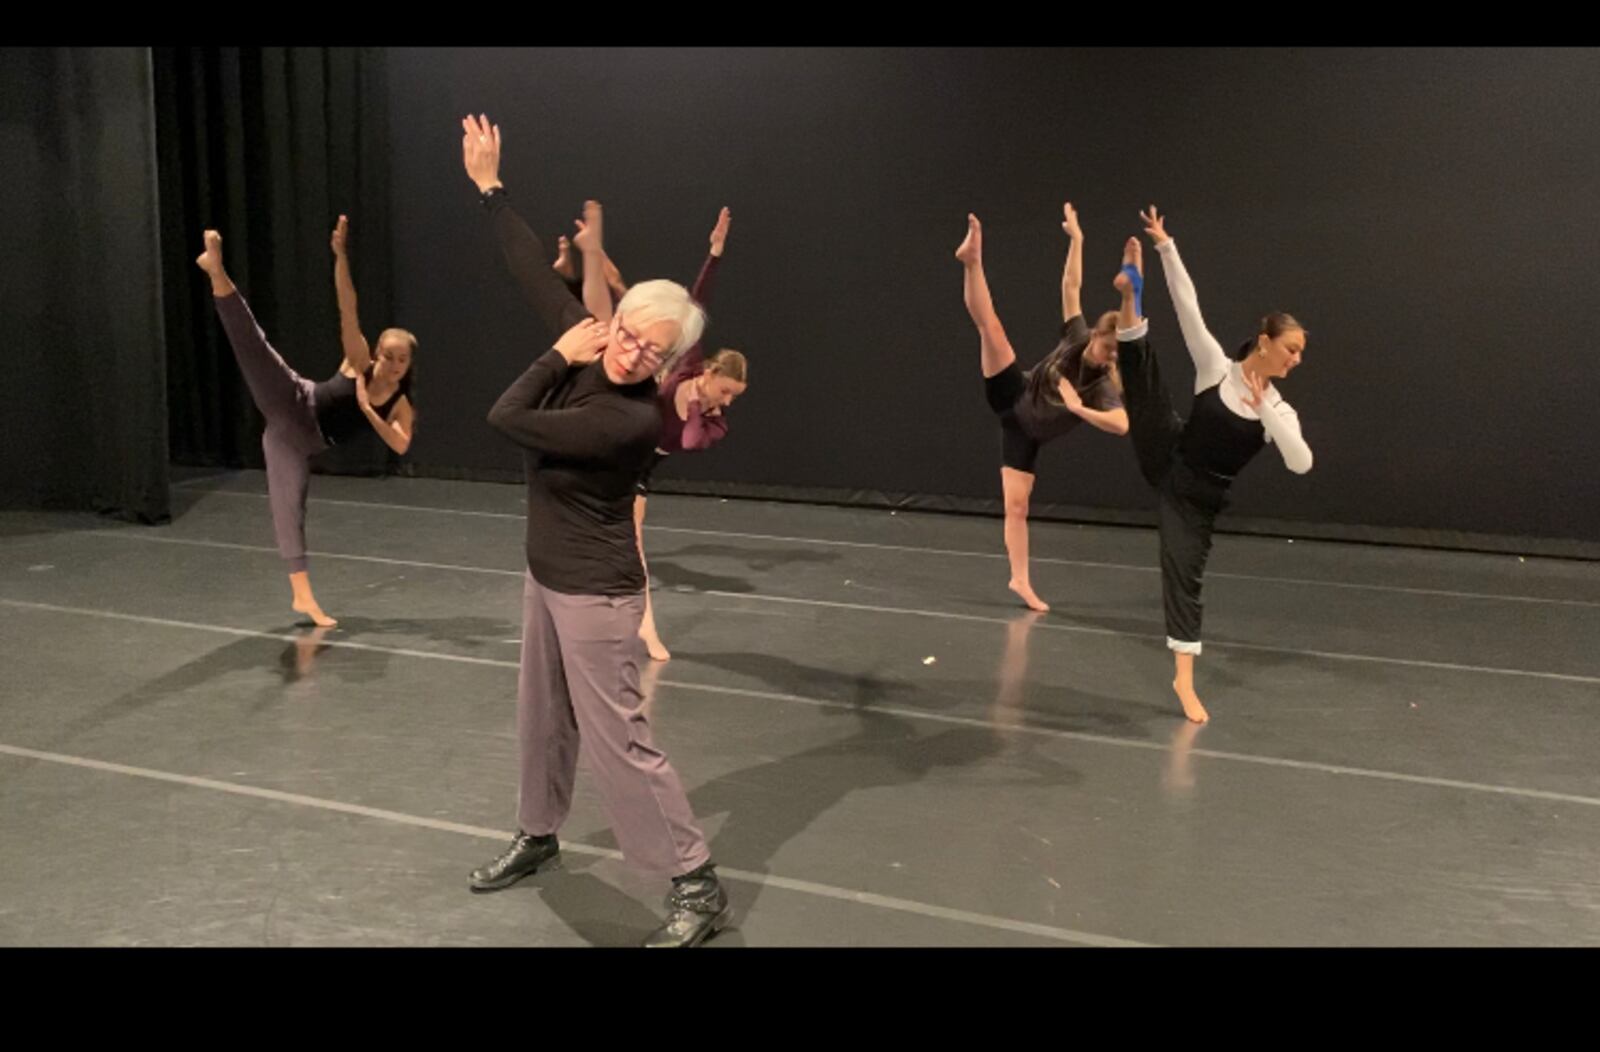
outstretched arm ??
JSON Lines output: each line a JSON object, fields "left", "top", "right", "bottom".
{"left": 669, "top": 207, "right": 732, "bottom": 378}
{"left": 1061, "top": 202, "right": 1083, "bottom": 321}
{"left": 572, "top": 200, "right": 615, "bottom": 323}
{"left": 1141, "top": 206, "right": 1229, "bottom": 391}
{"left": 691, "top": 206, "right": 731, "bottom": 307}
{"left": 330, "top": 216, "right": 373, "bottom": 374}
{"left": 462, "top": 114, "right": 591, "bottom": 337}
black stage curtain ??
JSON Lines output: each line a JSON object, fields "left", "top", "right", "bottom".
{"left": 0, "top": 47, "right": 170, "bottom": 522}
{"left": 154, "top": 47, "right": 396, "bottom": 478}
{"left": 387, "top": 47, "right": 1600, "bottom": 551}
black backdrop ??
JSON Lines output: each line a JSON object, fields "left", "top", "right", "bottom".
{"left": 1, "top": 48, "right": 169, "bottom": 521}
{"left": 155, "top": 46, "right": 396, "bottom": 480}
{"left": 384, "top": 47, "right": 1600, "bottom": 551}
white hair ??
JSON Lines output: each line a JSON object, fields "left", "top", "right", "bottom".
{"left": 616, "top": 279, "right": 706, "bottom": 371}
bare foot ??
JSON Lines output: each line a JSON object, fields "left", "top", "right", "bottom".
{"left": 195, "top": 230, "right": 225, "bottom": 275}
{"left": 292, "top": 597, "right": 338, "bottom": 628}
{"left": 1172, "top": 680, "right": 1210, "bottom": 724}
{"left": 1008, "top": 578, "right": 1050, "bottom": 612}
{"left": 641, "top": 632, "right": 672, "bottom": 662}
{"left": 552, "top": 235, "right": 576, "bottom": 280}
{"left": 955, "top": 214, "right": 982, "bottom": 265}
{"left": 1124, "top": 235, "right": 1143, "bottom": 276}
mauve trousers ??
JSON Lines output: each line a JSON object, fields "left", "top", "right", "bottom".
{"left": 214, "top": 292, "right": 326, "bottom": 574}
{"left": 516, "top": 571, "right": 711, "bottom": 876}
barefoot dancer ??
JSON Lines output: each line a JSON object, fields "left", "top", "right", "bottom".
{"left": 1117, "top": 205, "right": 1313, "bottom": 723}
{"left": 957, "top": 205, "right": 1131, "bottom": 611}
{"left": 460, "top": 114, "right": 730, "bottom": 948}
{"left": 195, "top": 217, "right": 415, "bottom": 626}
{"left": 575, "top": 202, "right": 747, "bottom": 661}
{"left": 552, "top": 229, "right": 627, "bottom": 307}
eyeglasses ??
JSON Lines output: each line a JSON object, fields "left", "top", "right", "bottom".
{"left": 615, "top": 316, "right": 665, "bottom": 371}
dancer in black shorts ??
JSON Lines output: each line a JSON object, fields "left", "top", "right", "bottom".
{"left": 956, "top": 205, "right": 1132, "bottom": 611}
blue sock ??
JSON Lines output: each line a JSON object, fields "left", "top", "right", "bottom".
{"left": 1120, "top": 264, "right": 1144, "bottom": 318}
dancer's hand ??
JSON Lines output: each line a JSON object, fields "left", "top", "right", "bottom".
{"left": 1241, "top": 367, "right": 1267, "bottom": 409}
{"left": 573, "top": 200, "right": 603, "bottom": 254}
{"left": 708, "top": 207, "right": 732, "bottom": 257}
{"left": 355, "top": 371, "right": 373, "bottom": 412}
{"left": 1140, "top": 205, "right": 1170, "bottom": 245}
{"left": 1062, "top": 202, "right": 1081, "bottom": 240}
{"left": 462, "top": 114, "right": 503, "bottom": 194}
{"left": 554, "top": 317, "right": 609, "bottom": 365}
{"left": 1058, "top": 379, "right": 1085, "bottom": 414}
{"left": 331, "top": 215, "right": 349, "bottom": 257}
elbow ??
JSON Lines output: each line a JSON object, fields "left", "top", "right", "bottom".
{"left": 1289, "top": 450, "right": 1313, "bottom": 475}
{"left": 486, "top": 404, "right": 510, "bottom": 436}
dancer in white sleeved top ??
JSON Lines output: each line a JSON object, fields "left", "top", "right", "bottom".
{"left": 1114, "top": 205, "right": 1313, "bottom": 723}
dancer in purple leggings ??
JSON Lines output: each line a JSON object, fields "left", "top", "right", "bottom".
{"left": 195, "top": 218, "right": 415, "bottom": 626}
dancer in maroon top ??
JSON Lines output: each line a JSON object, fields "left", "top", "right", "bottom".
{"left": 575, "top": 202, "right": 748, "bottom": 661}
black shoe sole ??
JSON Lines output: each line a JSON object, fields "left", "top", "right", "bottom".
{"left": 646, "top": 904, "right": 734, "bottom": 948}
{"left": 689, "top": 905, "right": 733, "bottom": 947}
{"left": 468, "top": 853, "right": 560, "bottom": 894}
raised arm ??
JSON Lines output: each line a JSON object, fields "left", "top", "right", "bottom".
{"left": 1061, "top": 202, "right": 1083, "bottom": 321}
{"left": 462, "top": 114, "right": 591, "bottom": 338}
{"left": 572, "top": 200, "right": 615, "bottom": 323}
{"left": 487, "top": 318, "right": 643, "bottom": 459}
{"left": 667, "top": 207, "right": 732, "bottom": 378}
{"left": 691, "top": 206, "right": 731, "bottom": 307}
{"left": 330, "top": 215, "right": 373, "bottom": 373}
{"left": 1141, "top": 206, "right": 1230, "bottom": 391}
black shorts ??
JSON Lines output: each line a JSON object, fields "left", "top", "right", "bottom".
{"left": 635, "top": 450, "right": 669, "bottom": 495}
{"left": 983, "top": 363, "right": 1040, "bottom": 474}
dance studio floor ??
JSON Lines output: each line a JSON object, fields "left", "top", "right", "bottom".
{"left": 2, "top": 469, "right": 1597, "bottom": 947}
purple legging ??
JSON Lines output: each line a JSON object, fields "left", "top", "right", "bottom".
{"left": 213, "top": 292, "right": 327, "bottom": 574}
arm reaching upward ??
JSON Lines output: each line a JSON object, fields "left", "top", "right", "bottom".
{"left": 1061, "top": 202, "right": 1083, "bottom": 321}
{"left": 1142, "top": 205, "right": 1229, "bottom": 391}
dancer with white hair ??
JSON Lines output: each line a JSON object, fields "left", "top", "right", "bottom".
{"left": 459, "top": 114, "right": 730, "bottom": 949}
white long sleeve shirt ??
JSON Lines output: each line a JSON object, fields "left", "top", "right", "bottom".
{"left": 1155, "top": 239, "right": 1313, "bottom": 475}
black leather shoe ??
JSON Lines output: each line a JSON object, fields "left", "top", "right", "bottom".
{"left": 469, "top": 832, "right": 559, "bottom": 893}
{"left": 642, "top": 864, "right": 731, "bottom": 948}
